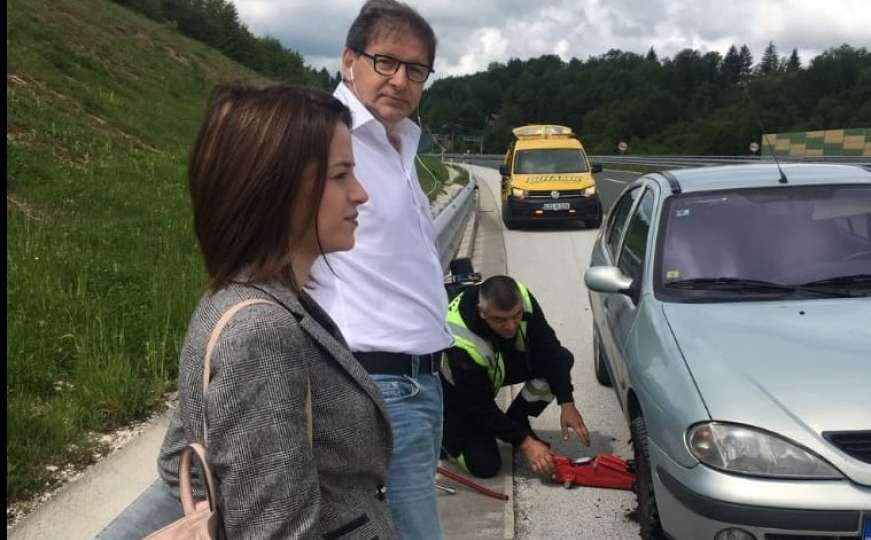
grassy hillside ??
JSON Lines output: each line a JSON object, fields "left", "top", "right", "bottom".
{"left": 6, "top": 0, "right": 270, "bottom": 504}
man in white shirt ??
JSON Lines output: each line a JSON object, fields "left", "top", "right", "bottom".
{"left": 307, "top": 1, "right": 451, "bottom": 537}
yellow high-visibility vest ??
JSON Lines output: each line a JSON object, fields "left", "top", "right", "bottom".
{"left": 442, "top": 283, "right": 533, "bottom": 396}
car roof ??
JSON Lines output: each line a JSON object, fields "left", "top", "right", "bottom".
{"left": 646, "top": 163, "right": 871, "bottom": 194}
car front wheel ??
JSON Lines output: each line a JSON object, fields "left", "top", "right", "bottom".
{"left": 630, "top": 416, "right": 663, "bottom": 540}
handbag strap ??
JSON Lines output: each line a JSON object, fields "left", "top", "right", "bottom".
{"left": 178, "top": 442, "right": 218, "bottom": 514}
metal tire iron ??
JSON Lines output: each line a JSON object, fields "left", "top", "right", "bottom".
{"left": 436, "top": 466, "right": 509, "bottom": 501}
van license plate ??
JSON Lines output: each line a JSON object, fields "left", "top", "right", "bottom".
{"left": 543, "top": 203, "right": 570, "bottom": 211}
{"left": 863, "top": 516, "right": 870, "bottom": 539}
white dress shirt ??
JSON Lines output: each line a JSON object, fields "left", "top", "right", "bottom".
{"left": 306, "top": 83, "right": 453, "bottom": 355}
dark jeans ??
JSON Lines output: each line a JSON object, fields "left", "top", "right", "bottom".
{"left": 94, "top": 479, "right": 183, "bottom": 540}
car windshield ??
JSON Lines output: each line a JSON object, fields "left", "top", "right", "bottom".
{"left": 659, "top": 184, "right": 871, "bottom": 298}
{"left": 514, "top": 149, "right": 588, "bottom": 174}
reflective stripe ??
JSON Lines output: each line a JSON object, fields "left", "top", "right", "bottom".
{"left": 445, "top": 292, "right": 505, "bottom": 393}
{"left": 514, "top": 283, "right": 533, "bottom": 352}
{"left": 440, "top": 351, "right": 456, "bottom": 386}
{"left": 455, "top": 452, "right": 470, "bottom": 474}
{"left": 520, "top": 378, "right": 554, "bottom": 403}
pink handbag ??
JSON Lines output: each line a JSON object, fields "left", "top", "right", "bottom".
{"left": 143, "top": 443, "right": 220, "bottom": 539}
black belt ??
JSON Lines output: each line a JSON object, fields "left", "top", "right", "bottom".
{"left": 354, "top": 351, "right": 443, "bottom": 376}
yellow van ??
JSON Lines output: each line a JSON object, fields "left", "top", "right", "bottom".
{"left": 499, "top": 124, "right": 602, "bottom": 229}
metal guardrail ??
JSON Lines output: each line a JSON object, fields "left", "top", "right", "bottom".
{"left": 429, "top": 153, "right": 871, "bottom": 169}
{"left": 432, "top": 168, "right": 477, "bottom": 271}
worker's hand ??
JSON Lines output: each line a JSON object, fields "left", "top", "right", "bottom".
{"left": 560, "top": 402, "right": 591, "bottom": 447}
{"left": 519, "top": 436, "right": 554, "bottom": 476}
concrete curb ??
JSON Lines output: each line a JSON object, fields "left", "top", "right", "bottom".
{"left": 8, "top": 408, "right": 174, "bottom": 540}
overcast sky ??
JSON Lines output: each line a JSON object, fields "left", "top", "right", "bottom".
{"left": 232, "top": 0, "right": 871, "bottom": 81}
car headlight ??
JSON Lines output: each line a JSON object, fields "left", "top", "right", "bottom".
{"left": 687, "top": 422, "right": 842, "bottom": 479}
{"left": 582, "top": 185, "right": 597, "bottom": 197}
{"left": 511, "top": 188, "right": 528, "bottom": 199}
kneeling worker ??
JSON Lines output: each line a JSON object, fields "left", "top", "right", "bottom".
{"left": 441, "top": 275, "right": 591, "bottom": 478}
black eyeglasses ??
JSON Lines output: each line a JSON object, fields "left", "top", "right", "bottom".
{"left": 355, "top": 50, "right": 434, "bottom": 83}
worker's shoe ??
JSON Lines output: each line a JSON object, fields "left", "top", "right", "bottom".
{"left": 441, "top": 449, "right": 472, "bottom": 475}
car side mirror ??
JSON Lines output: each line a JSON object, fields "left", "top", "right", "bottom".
{"left": 499, "top": 164, "right": 509, "bottom": 176}
{"left": 584, "top": 266, "right": 633, "bottom": 295}
{"left": 591, "top": 162, "right": 603, "bottom": 174}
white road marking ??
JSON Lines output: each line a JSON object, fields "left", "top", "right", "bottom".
{"left": 601, "top": 177, "right": 629, "bottom": 185}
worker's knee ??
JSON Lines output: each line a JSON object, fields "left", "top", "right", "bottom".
{"left": 466, "top": 453, "right": 502, "bottom": 479}
{"left": 559, "top": 347, "right": 574, "bottom": 369}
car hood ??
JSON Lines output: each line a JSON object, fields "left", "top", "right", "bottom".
{"left": 662, "top": 298, "right": 871, "bottom": 485}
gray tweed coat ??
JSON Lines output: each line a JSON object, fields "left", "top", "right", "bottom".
{"left": 158, "top": 281, "right": 397, "bottom": 539}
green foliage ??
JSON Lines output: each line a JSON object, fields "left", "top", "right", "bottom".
{"left": 6, "top": 0, "right": 270, "bottom": 504}
{"left": 421, "top": 44, "right": 871, "bottom": 155}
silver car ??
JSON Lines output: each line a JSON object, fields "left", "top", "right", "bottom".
{"left": 585, "top": 164, "right": 871, "bottom": 540}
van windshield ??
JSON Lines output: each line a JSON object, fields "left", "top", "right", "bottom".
{"left": 514, "top": 149, "right": 588, "bottom": 174}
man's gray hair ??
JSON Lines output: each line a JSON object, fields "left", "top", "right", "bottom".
{"left": 345, "top": 0, "right": 437, "bottom": 67}
{"left": 479, "top": 276, "right": 522, "bottom": 311}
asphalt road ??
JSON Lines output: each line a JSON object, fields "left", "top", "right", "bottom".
{"left": 466, "top": 164, "right": 644, "bottom": 539}
{"left": 594, "top": 169, "right": 644, "bottom": 213}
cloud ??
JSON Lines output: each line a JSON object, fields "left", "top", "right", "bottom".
{"left": 231, "top": 0, "right": 871, "bottom": 79}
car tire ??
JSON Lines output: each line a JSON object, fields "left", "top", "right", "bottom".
{"left": 593, "top": 330, "right": 612, "bottom": 387}
{"left": 501, "top": 203, "right": 516, "bottom": 230}
{"left": 630, "top": 416, "right": 664, "bottom": 540}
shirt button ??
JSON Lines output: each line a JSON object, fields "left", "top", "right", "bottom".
{"left": 376, "top": 485, "right": 387, "bottom": 501}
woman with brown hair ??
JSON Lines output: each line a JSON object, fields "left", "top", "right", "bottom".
{"left": 156, "top": 84, "right": 397, "bottom": 539}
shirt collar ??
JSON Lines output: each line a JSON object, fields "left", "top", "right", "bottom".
{"left": 333, "top": 82, "right": 421, "bottom": 144}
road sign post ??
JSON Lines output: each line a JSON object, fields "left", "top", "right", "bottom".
{"left": 618, "top": 141, "right": 628, "bottom": 155}
{"left": 749, "top": 141, "right": 760, "bottom": 155}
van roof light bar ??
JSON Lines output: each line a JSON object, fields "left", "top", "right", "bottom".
{"left": 513, "top": 124, "right": 574, "bottom": 139}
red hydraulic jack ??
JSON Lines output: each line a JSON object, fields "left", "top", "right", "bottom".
{"left": 551, "top": 453, "right": 636, "bottom": 491}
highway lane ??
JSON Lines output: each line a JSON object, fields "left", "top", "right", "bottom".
{"left": 595, "top": 169, "right": 643, "bottom": 213}
{"left": 465, "top": 164, "right": 642, "bottom": 539}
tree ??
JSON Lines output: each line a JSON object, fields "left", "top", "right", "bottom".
{"left": 722, "top": 45, "right": 742, "bottom": 85}
{"left": 318, "top": 68, "right": 332, "bottom": 89}
{"left": 786, "top": 49, "right": 802, "bottom": 72}
{"left": 645, "top": 47, "right": 659, "bottom": 63}
{"left": 416, "top": 45, "right": 870, "bottom": 155}
{"left": 757, "top": 41, "right": 780, "bottom": 76}
{"left": 738, "top": 44, "right": 754, "bottom": 81}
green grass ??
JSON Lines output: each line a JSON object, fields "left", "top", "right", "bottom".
{"left": 415, "top": 155, "right": 452, "bottom": 201}
{"left": 6, "top": 0, "right": 269, "bottom": 504}
{"left": 445, "top": 164, "right": 471, "bottom": 186}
